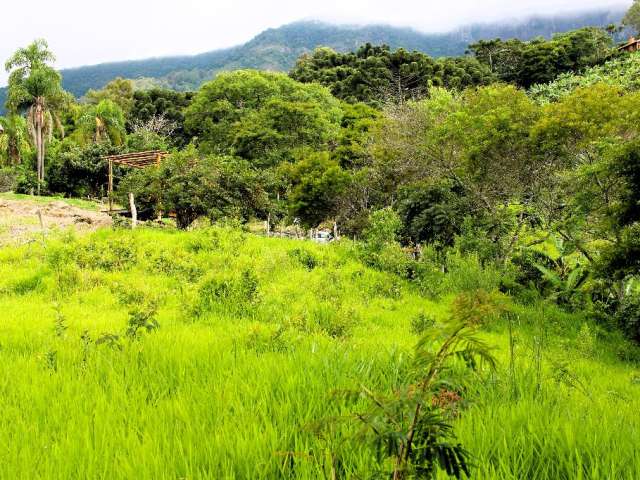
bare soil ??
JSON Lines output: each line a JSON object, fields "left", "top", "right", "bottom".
{"left": 0, "top": 198, "right": 112, "bottom": 244}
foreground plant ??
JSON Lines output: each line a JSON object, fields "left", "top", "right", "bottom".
{"left": 351, "top": 290, "right": 500, "bottom": 479}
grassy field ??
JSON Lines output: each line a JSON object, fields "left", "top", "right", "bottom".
{"left": 0, "top": 226, "right": 638, "bottom": 479}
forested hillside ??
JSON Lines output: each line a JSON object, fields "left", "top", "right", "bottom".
{"left": 0, "top": 7, "right": 625, "bottom": 111}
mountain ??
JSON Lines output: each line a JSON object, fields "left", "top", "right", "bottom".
{"left": 0, "top": 7, "right": 627, "bottom": 112}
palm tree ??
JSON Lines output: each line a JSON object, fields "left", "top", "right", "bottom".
{"left": 78, "top": 99, "right": 126, "bottom": 145}
{"left": 0, "top": 115, "right": 31, "bottom": 165}
{"left": 5, "top": 39, "right": 67, "bottom": 194}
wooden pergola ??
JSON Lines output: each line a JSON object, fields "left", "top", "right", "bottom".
{"left": 102, "top": 150, "right": 168, "bottom": 211}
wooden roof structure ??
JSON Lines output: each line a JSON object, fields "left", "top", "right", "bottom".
{"left": 103, "top": 150, "right": 169, "bottom": 169}
{"left": 619, "top": 37, "right": 640, "bottom": 52}
{"left": 103, "top": 150, "right": 169, "bottom": 211}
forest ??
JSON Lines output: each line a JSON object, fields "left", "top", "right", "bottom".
{"left": 1, "top": 4, "right": 640, "bottom": 479}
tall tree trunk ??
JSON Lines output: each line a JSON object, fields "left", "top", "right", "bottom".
{"left": 35, "top": 98, "right": 45, "bottom": 195}
{"left": 36, "top": 122, "right": 42, "bottom": 195}
{"left": 8, "top": 138, "right": 20, "bottom": 165}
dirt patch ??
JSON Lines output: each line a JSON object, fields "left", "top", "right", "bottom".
{"left": 0, "top": 199, "right": 112, "bottom": 244}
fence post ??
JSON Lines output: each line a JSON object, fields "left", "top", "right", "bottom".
{"left": 129, "top": 193, "right": 137, "bottom": 229}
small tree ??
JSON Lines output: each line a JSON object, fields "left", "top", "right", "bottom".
{"left": 77, "top": 99, "right": 126, "bottom": 145}
{"left": 340, "top": 290, "right": 500, "bottom": 479}
{"left": 0, "top": 114, "right": 31, "bottom": 165}
{"left": 283, "top": 151, "right": 351, "bottom": 228}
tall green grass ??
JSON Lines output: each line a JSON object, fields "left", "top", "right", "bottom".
{"left": 0, "top": 226, "right": 637, "bottom": 478}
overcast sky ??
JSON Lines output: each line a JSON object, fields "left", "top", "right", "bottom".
{"left": 0, "top": 0, "right": 630, "bottom": 86}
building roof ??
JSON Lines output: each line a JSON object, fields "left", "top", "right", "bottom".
{"left": 619, "top": 37, "right": 640, "bottom": 50}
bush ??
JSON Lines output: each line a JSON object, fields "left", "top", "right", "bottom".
{"left": 244, "top": 323, "right": 292, "bottom": 354}
{"left": 288, "top": 248, "right": 318, "bottom": 270}
{"left": 299, "top": 303, "right": 356, "bottom": 339}
{"left": 0, "top": 167, "right": 17, "bottom": 192}
{"left": 360, "top": 208, "right": 413, "bottom": 276}
{"left": 191, "top": 269, "right": 260, "bottom": 318}
{"left": 76, "top": 237, "right": 138, "bottom": 271}
{"left": 14, "top": 165, "right": 40, "bottom": 195}
{"left": 410, "top": 312, "right": 437, "bottom": 335}
{"left": 616, "top": 293, "right": 640, "bottom": 343}
{"left": 46, "top": 143, "right": 118, "bottom": 198}
{"left": 118, "top": 146, "right": 269, "bottom": 229}
{"left": 441, "top": 251, "right": 505, "bottom": 294}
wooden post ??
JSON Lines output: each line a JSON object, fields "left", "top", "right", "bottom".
{"left": 37, "top": 210, "right": 46, "bottom": 243}
{"left": 333, "top": 221, "right": 338, "bottom": 240}
{"left": 129, "top": 193, "right": 137, "bottom": 229}
{"left": 108, "top": 159, "right": 113, "bottom": 212}
{"left": 156, "top": 152, "right": 163, "bottom": 222}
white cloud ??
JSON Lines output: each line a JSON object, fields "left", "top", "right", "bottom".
{"left": 0, "top": 0, "right": 631, "bottom": 86}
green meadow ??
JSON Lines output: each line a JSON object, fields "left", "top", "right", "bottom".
{"left": 0, "top": 226, "right": 638, "bottom": 479}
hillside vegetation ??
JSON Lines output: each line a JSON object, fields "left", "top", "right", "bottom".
{"left": 0, "top": 7, "right": 625, "bottom": 110}
{"left": 530, "top": 50, "right": 640, "bottom": 102}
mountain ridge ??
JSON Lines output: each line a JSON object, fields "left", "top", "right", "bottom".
{"left": 0, "top": 7, "right": 628, "bottom": 112}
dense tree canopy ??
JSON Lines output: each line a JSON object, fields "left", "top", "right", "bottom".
{"left": 128, "top": 88, "right": 194, "bottom": 147}
{"left": 184, "top": 71, "right": 343, "bottom": 167}
{"left": 468, "top": 27, "right": 615, "bottom": 88}
{"left": 290, "top": 44, "right": 495, "bottom": 105}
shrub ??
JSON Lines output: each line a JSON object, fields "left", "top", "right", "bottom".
{"left": 14, "top": 165, "right": 40, "bottom": 194}
{"left": 616, "top": 293, "right": 640, "bottom": 343}
{"left": 185, "top": 229, "right": 221, "bottom": 253}
{"left": 0, "top": 167, "right": 17, "bottom": 192}
{"left": 147, "top": 249, "right": 203, "bottom": 281}
{"left": 244, "top": 323, "right": 292, "bottom": 354}
{"left": 76, "top": 237, "right": 138, "bottom": 271}
{"left": 364, "top": 207, "right": 402, "bottom": 252}
{"left": 441, "top": 251, "right": 504, "bottom": 294}
{"left": 303, "top": 303, "right": 355, "bottom": 338}
{"left": 191, "top": 268, "right": 260, "bottom": 318}
{"left": 1, "top": 272, "right": 45, "bottom": 296}
{"left": 410, "top": 312, "right": 437, "bottom": 335}
{"left": 288, "top": 247, "right": 318, "bottom": 270}
{"left": 118, "top": 147, "right": 269, "bottom": 229}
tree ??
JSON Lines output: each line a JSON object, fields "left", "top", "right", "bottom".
{"left": 184, "top": 71, "right": 342, "bottom": 167}
{"left": 332, "top": 101, "right": 380, "bottom": 169}
{"left": 623, "top": 0, "right": 640, "bottom": 34}
{"left": 85, "top": 78, "right": 134, "bottom": 115}
{"left": 469, "top": 28, "right": 614, "bottom": 88}
{"left": 119, "top": 146, "right": 269, "bottom": 228}
{"left": 128, "top": 89, "right": 194, "bottom": 148}
{"left": 5, "top": 39, "right": 68, "bottom": 194}
{"left": 291, "top": 44, "right": 494, "bottom": 106}
{"left": 282, "top": 151, "right": 351, "bottom": 228}
{"left": 77, "top": 99, "right": 126, "bottom": 145}
{"left": 0, "top": 115, "right": 31, "bottom": 165}
{"left": 46, "top": 142, "right": 118, "bottom": 198}
{"left": 397, "top": 181, "right": 468, "bottom": 246}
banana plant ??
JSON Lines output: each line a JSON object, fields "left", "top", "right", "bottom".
{"left": 532, "top": 235, "right": 590, "bottom": 306}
